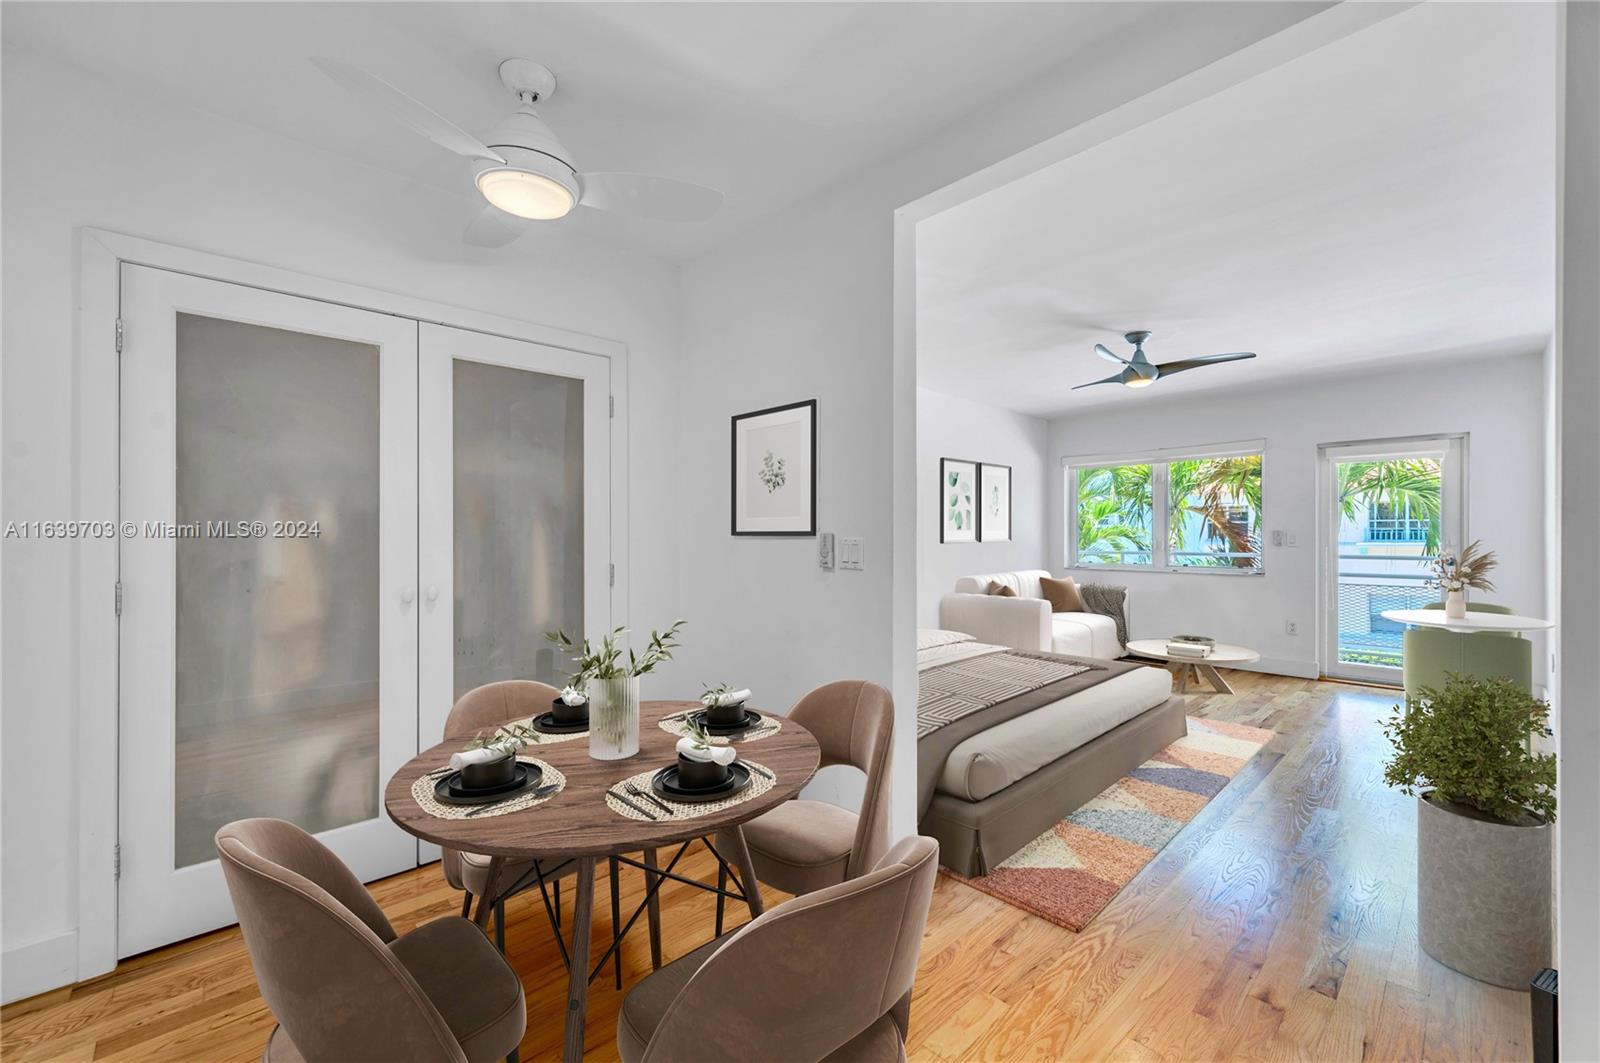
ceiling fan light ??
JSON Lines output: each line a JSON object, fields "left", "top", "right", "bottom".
{"left": 1123, "top": 375, "right": 1155, "bottom": 388}
{"left": 476, "top": 168, "right": 575, "bottom": 220}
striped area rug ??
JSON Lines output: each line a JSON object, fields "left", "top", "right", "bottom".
{"left": 946, "top": 716, "right": 1274, "bottom": 931}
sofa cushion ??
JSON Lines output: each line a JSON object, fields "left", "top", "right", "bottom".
{"left": 1051, "top": 612, "right": 1120, "bottom": 658}
{"left": 986, "top": 581, "right": 1017, "bottom": 597}
{"left": 954, "top": 570, "right": 1050, "bottom": 599}
{"left": 1039, "top": 576, "right": 1085, "bottom": 613}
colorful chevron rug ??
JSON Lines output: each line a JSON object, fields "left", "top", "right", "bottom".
{"left": 947, "top": 716, "right": 1274, "bottom": 931}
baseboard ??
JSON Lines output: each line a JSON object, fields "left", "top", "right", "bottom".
{"left": 2, "top": 930, "right": 78, "bottom": 1004}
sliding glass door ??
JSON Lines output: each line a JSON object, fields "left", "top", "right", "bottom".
{"left": 1320, "top": 436, "right": 1465, "bottom": 684}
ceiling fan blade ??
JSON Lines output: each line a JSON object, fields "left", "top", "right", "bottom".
{"left": 1094, "top": 343, "right": 1130, "bottom": 365}
{"left": 578, "top": 172, "right": 723, "bottom": 222}
{"left": 311, "top": 57, "right": 506, "bottom": 163}
{"left": 463, "top": 204, "right": 528, "bottom": 248}
{"left": 1154, "top": 352, "right": 1257, "bottom": 377}
{"left": 1072, "top": 371, "right": 1126, "bottom": 390}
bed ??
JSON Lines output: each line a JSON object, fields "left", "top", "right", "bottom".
{"left": 916, "top": 628, "right": 1185, "bottom": 876}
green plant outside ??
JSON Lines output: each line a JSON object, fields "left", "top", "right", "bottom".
{"left": 1382, "top": 674, "right": 1556, "bottom": 824}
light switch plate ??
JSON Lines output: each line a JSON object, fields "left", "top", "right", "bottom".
{"left": 840, "top": 537, "right": 864, "bottom": 570}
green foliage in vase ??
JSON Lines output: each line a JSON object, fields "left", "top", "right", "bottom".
{"left": 1383, "top": 674, "right": 1555, "bottom": 824}
{"left": 545, "top": 619, "right": 687, "bottom": 681}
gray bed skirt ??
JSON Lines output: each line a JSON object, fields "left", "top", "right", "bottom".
{"left": 920, "top": 697, "right": 1188, "bottom": 877}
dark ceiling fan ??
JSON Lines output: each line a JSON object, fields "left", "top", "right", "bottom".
{"left": 1074, "top": 331, "right": 1256, "bottom": 390}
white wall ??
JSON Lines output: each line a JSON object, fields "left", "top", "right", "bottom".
{"left": 671, "top": 5, "right": 1323, "bottom": 832}
{"left": 0, "top": 45, "right": 687, "bottom": 999}
{"left": 1046, "top": 354, "right": 1548, "bottom": 680}
{"left": 1556, "top": 0, "right": 1600, "bottom": 1052}
{"left": 917, "top": 388, "right": 1048, "bottom": 626}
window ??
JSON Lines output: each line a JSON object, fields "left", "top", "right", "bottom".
{"left": 1067, "top": 445, "right": 1263, "bottom": 573}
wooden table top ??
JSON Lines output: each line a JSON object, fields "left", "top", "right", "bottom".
{"left": 384, "top": 700, "right": 821, "bottom": 859}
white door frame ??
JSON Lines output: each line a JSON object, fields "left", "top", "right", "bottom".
{"left": 74, "top": 228, "right": 630, "bottom": 983}
{"left": 1315, "top": 433, "right": 1468, "bottom": 684}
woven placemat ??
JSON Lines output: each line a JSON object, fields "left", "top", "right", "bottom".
{"left": 657, "top": 710, "right": 781, "bottom": 744}
{"left": 411, "top": 756, "right": 566, "bottom": 820}
{"left": 605, "top": 761, "right": 775, "bottom": 822}
{"left": 506, "top": 716, "right": 589, "bottom": 745}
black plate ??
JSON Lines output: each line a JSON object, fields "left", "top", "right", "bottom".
{"left": 529, "top": 711, "right": 589, "bottom": 735}
{"left": 688, "top": 708, "right": 763, "bottom": 735}
{"left": 435, "top": 762, "right": 544, "bottom": 805}
{"left": 651, "top": 762, "right": 753, "bottom": 803}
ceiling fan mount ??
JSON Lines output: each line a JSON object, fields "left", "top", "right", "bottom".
{"left": 498, "top": 58, "right": 557, "bottom": 105}
{"left": 1077, "top": 330, "right": 1256, "bottom": 392}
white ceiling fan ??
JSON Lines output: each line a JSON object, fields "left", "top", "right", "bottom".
{"left": 1074, "top": 331, "right": 1256, "bottom": 390}
{"left": 312, "top": 56, "right": 725, "bottom": 247}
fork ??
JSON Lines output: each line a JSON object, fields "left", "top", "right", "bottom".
{"left": 626, "top": 782, "right": 675, "bottom": 815}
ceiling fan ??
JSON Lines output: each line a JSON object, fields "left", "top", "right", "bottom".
{"left": 1074, "top": 331, "right": 1256, "bottom": 390}
{"left": 312, "top": 56, "right": 724, "bottom": 247}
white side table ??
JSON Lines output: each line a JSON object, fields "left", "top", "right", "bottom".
{"left": 1378, "top": 609, "right": 1555, "bottom": 634}
{"left": 1126, "top": 639, "right": 1261, "bottom": 695}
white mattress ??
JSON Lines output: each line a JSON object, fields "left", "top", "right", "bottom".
{"left": 919, "top": 642, "right": 1173, "bottom": 802}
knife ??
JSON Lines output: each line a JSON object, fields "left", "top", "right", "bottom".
{"left": 464, "top": 782, "right": 560, "bottom": 816}
{"left": 608, "top": 788, "right": 659, "bottom": 820}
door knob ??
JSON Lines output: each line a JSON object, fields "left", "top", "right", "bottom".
{"left": 400, "top": 588, "right": 415, "bottom": 605}
{"left": 425, "top": 585, "right": 440, "bottom": 604}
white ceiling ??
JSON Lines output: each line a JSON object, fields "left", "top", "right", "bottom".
{"left": 0, "top": 1, "right": 1295, "bottom": 260}
{"left": 916, "top": 2, "right": 1559, "bottom": 419}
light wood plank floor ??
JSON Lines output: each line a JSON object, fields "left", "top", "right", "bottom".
{"left": 1, "top": 671, "right": 1532, "bottom": 1061}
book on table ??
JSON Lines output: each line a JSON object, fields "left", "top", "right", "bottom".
{"left": 1166, "top": 641, "right": 1211, "bottom": 658}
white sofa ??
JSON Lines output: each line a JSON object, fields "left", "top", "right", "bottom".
{"left": 940, "top": 569, "right": 1124, "bottom": 659}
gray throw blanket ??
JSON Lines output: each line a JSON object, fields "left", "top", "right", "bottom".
{"left": 1080, "top": 582, "right": 1129, "bottom": 652}
{"left": 916, "top": 649, "right": 1140, "bottom": 820}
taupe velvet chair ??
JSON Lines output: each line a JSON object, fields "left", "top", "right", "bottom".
{"left": 443, "top": 681, "right": 631, "bottom": 981}
{"left": 720, "top": 680, "right": 893, "bottom": 919}
{"left": 216, "top": 818, "right": 526, "bottom": 1063}
{"left": 617, "top": 834, "right": 938, "bottom": 1063}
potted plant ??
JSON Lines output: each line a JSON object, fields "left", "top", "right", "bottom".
{"left": 1383, "top": 675, "right": 1556, "bottom": 988}
{"left": 1425, "top": 539, "right": 1497, "bottom": 619}
{"left": 546, "top": 620, "right": 686, "bottom": 760}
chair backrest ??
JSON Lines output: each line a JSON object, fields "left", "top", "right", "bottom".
{"left": 444, "top": 679, "right": 562, "bottom": 740}
{"left": 641, "top": 835, "right": 939, "bottom": 1063}
{"left": 215, "top": 819, "right": 467, "bottom": 1063}
{"left": 954, "top": 570, "right": 1050, "bottom": 599}
{"left": 788, "top": 680, "right": 895, "bottom": 878}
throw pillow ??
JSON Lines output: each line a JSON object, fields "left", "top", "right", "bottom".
{"left": 986, "top": 581, "right": 1017, "bottom": 597}
{"left": 1040, "top": 575, "right": 1085, "bottom": 613}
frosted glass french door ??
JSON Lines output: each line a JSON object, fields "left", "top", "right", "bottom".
{"left": 417, "top": 324, "right": 610, "bottom": 749}
{"left": 117, "top": 265, "right": 419, "bottom": 956}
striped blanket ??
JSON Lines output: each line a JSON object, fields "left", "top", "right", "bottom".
{"left": 917, "top": 650, "right": 1090, "bottom": 738}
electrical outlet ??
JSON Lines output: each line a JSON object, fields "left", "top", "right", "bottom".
{"left": 1285, "top": 620, "right": 1298, "bottom": 636}
{"left": 1271, "top": 530, "right": 1285, "bottom": 547}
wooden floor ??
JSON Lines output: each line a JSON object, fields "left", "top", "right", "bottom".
{"left": 1, "top": 671, "right": 1532, "bottom": 1061}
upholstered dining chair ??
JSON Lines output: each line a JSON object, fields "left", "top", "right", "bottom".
{"left": 1403, "top": 602, "right": 1533, "bottom": 699}
{"left": 216, "top": 818, "right": 526, "bottom": 1063}
{"left": 715, "top": 680, "right": 893, "bottom": 930}
{"left": 443, "top": 681, "right": 634, "bottom": 984}
{"left": 617, "top": 834, "right": 938, "bottom": 1063}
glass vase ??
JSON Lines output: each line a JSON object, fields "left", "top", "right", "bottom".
{"left": 587, "top": 675, "right": 640, "bottom": 760}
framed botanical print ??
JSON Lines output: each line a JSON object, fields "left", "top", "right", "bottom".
{"left": 732, "top": 399, "right": 817, "bottom": 536}
{"left": 978, "top": 463, "right": 1012, "bottom": 542}
{"left": 940, "top": 458, "right": 978, "bottom": 543}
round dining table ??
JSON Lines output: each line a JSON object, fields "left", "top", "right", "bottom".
{"left": 384, "top": 700, "right": 821, "bottom": 1063}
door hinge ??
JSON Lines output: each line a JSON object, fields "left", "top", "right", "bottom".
{"left": 609, "top": 563, "right": 615, "bottom": 587}
{"left": 114, "top": 842, "right": 121, "bottom": 880}
{"left": 609, "top": 395, "right": 615, "bottom": 419}
{"left": 115, "top": 318, "right": 124, "bottom": 353}
{"left": 114, "top": 580, "right": 123, "bottom": 616}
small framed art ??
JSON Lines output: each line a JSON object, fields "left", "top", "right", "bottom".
{"left": 940, "top": 458, "right": 978, "bottom": 543}
{"left": 978, "top": 463, "right": 1012, "bottom": 542}
{"left": 732, "top": 399, "right": 817, "bottom": 536}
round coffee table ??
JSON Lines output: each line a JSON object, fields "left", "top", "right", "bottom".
{"left": 385, "top": 701, "right": 820, "bottom": 1063}
{"left": 1126, "top": 638, "right": 1261, "bottom": 694}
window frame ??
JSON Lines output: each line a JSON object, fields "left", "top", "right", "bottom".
{"left": 1064, "top": 439, "right": 1266, "bottom": 576}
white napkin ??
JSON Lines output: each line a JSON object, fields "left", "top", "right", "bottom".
{"left": 559, "top": 686, "right": 588, "bottom": 706}
{"left": 701, "top": 687, "right": 752, "bottom": 708}
{"left": 450, "top": 747, "right": 506, "bottom": 770}
{"left": 676, "top": 737, "right": 737, "bottom": 766}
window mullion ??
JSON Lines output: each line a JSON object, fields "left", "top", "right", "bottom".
{"left": 1153, "top": 462, "right": 1170, "bottom": 570}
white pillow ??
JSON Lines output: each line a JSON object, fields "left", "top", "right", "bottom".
{"left": 917, "top": 628, "right": 976, "bottom": 651}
